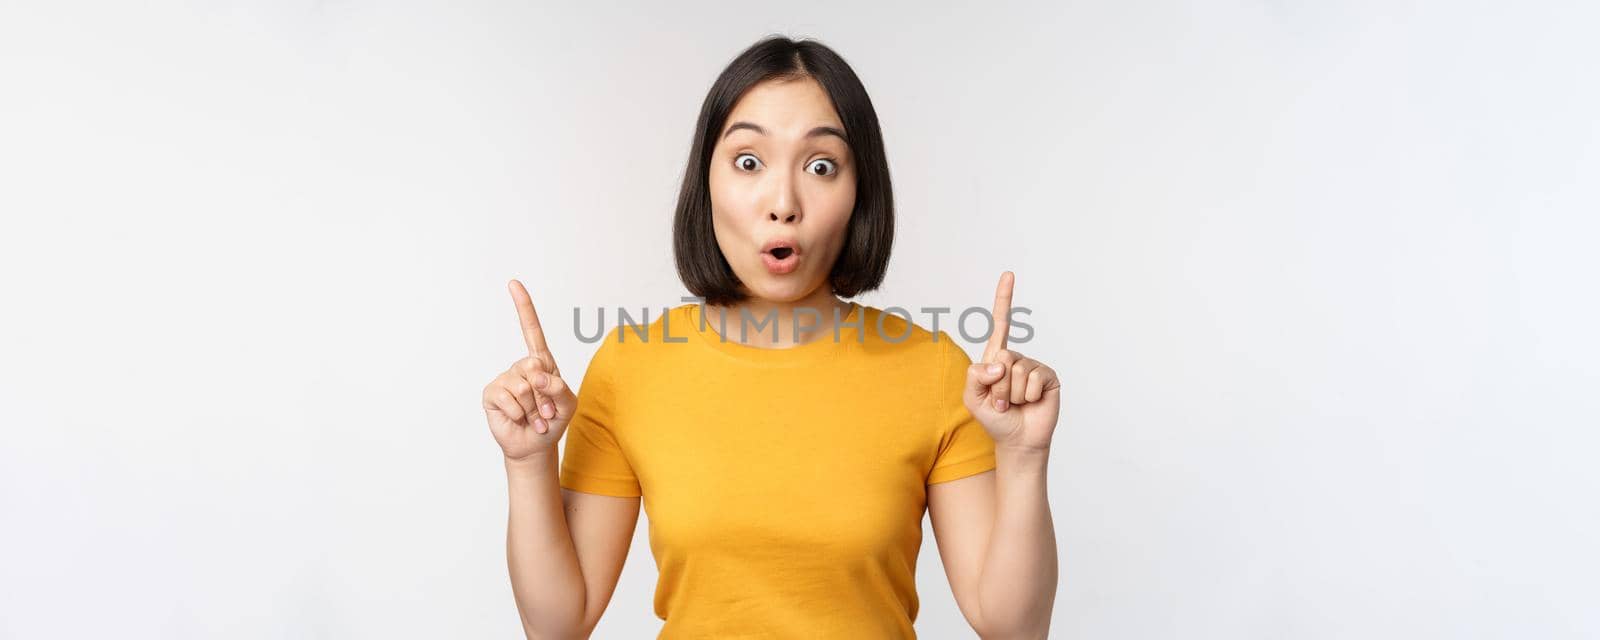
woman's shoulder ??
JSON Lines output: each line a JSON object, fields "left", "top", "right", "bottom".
{"left": 588, "top": 303, "right": 698, "bottom": 350}
{"left": 853, "top": 303, "right": 973, "bottom": 363}
{"left": 575, "top": 303, "right": 697, "bottom": 383}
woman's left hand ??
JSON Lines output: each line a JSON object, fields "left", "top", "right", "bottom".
{"left": 964, "top": 271, "right": 1062, "bottom": 453}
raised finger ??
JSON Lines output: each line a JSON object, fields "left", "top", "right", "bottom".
{"left": 508, "top": 279, "right": 552, "bottom": 360}
{"left": 983, "top": 271, "right": 1015, "bottom": 362}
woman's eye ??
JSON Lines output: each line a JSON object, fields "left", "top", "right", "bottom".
{"left": 807, "top": 159, "right": 837, "bottom": 176}
{"left": 734, "top": 153, "right": 763, "bottom": 172}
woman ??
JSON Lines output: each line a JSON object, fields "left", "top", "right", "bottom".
{"left": 482, "top": 36, "right": 1061, "bottom": 639}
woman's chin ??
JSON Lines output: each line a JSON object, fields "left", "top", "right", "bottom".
{"left": 742, "top": 275, "right": 820, "bottom": 303}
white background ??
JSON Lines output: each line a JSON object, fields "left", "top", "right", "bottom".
{"left": 2, "top": 1, "right": 1597, "bottom": 638}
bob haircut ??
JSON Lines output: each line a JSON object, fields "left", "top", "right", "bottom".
{"left": 673, "top": 36, "right": 894, "bottom": 307}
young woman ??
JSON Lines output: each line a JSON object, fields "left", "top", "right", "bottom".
{"left": 482, "top": 36, "right": 1061, "bottom": 639}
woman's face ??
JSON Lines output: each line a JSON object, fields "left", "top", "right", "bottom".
{"left": 708, "top": 76, "right": 857, "bottom": 304}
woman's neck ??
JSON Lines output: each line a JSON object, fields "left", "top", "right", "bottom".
{"left": 707, "top": 288, "right": 855, "bottom": 349}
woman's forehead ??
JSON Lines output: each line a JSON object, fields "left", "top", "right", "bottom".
{"left": 722, "top": 78, "right": 845, "bottom": 139}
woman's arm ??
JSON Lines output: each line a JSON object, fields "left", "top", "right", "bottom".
{"left": 928, "top": 449, "right": 1057, "bottom": 639}
{"left": 504, "top": 450, "right": 640, "bottom": 639}
{"left": 488, "top": 280, "right": 640, "bottom": 639}
{"left": 930, "top": 271, "right": 1062, "bottom": 638}
{"left": 505, "top": 450, "right": 585, "bottom": 638}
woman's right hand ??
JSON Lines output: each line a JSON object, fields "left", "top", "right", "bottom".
{"left": 481, "top": 279, "right": 579, "bottom": 461}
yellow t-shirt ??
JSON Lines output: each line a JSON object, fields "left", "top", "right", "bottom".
{"left": 559, "top": 302, "right": 997, "bottom": 639}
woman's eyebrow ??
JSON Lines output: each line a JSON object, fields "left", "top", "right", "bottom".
{"left": 722, "top": 121, "right": 848, "bottom": 143}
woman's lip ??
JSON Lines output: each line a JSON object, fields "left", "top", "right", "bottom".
{"left": 761, "top": 250, "right": 800, "bottom": 275}
{"left": 760, "top": 238, "right": 800, "bottom": 254}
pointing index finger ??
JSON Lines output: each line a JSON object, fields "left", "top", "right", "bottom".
{"left": 983, "top": 271, "right": 1014, "bottom": 362}
{"left": 508, "top": 279, "right": 551, "bottom": 359}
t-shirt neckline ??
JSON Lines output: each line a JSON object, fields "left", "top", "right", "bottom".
{"left": 684, "top": 302, "right": 863, "bottom": 365}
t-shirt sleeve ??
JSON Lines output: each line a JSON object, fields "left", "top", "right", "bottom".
{"left": 927, "top": 333, "right": 998, "bottom": 484}
{"left": 558, "top": 329, "right": 642, "bottom": 497}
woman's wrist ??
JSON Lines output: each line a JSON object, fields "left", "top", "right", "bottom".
{"left": 995, "top": 444, "right": 1050, "bottom": 475}
{"left": 504, "top": 447, "right": 558, "bottom": 477}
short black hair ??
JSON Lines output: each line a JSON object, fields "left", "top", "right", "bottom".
{"left": 673, "top": 35, "right": 895, "bottom": 307}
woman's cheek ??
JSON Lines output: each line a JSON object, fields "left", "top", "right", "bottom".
{"left": 718, "top": 180, "right": 759, "bottom": 218}
{"left": 821, "top": 184, "right": 857, "bottom": 226}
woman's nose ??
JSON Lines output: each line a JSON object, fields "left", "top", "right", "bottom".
{"left": 766, "top": 173, "right": 802, "bottom": 224}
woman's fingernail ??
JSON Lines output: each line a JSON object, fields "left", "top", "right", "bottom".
{"left": 536, "top": 373, "right": 549, "bottom": 389}
{"left": 994, "top": 398, "right": 1009, "bottom": 411}
{"left": 540, "top": 403, "right": 554, "bottom": 419}
{"left": 534, "top": 418, "right": 547, "bottom": 433}
{"left": 987, "top": 363, "right": 1002, "bottom": 375}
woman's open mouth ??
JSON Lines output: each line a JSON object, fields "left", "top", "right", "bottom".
{"left": 760, "top": 240, "right": 800, "bottom": 275}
